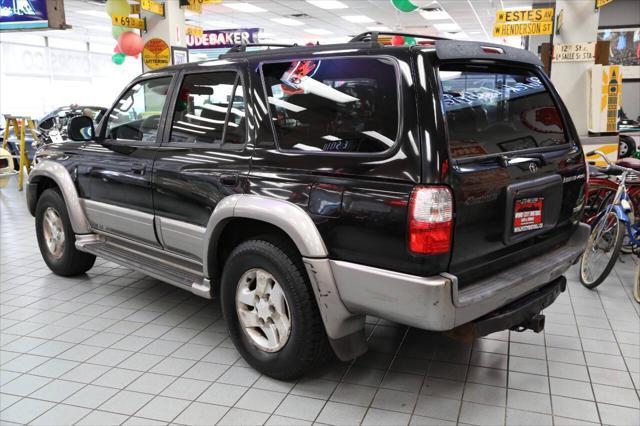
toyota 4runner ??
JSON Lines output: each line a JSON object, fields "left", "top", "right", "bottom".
{"left": 27, "top": 33, "right": 590, "bottom": 379}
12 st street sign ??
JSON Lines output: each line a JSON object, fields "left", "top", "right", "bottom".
{"left": 141, "top": 0, "right": 165, "bottom": 17}
{"left": 493, "top": 21, "right": 553, "bottom": 37}
{"left": 495, "top": 8, "right": 554, "bottom": 23}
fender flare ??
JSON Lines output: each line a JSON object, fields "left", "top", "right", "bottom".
{"left": 28, "top": 161, "right": 91, "bottom": 234}
{"left": 202, "top": 194, "right": 328, "bottom": 277}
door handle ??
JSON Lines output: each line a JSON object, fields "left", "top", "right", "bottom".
{"left": 220, "top": 174, "right": 239, "bottom": 186}
{"left": 131, "top": 164, "right": 146, "bottom": 175}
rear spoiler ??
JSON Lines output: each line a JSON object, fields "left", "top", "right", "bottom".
{"left": 435, "top": 40, "right": 543, "bottom": 67}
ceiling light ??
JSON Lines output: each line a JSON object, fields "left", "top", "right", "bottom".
{"left": 419, "top": 8, "right": 451, "bottom": 21}
{"left": 367, "top": 26, "right": 392, "bottom": 32}
{"left": 271, "top": 17, "right": 305, "bottom": 26}
{"left": 342, "top": 15, "right": 374, "bottom": 23}
{"left": 224, "top": 3, "right": 266, "bottom": 13}
{"left": 434, "top": 22, "right": 460, "bottom": 32}
{"left": 306, "top": 0, "right": 348, "bottom": 9}
{"left": 304, "top": 28, "right": 333, "bottom": 35}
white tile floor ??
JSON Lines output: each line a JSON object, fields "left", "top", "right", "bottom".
{"left": 1, "top": 180, "right": 639, "bottom": 425}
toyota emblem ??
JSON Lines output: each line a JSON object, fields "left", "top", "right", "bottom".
{"left": 529, "top": 162, "right": 538, "bottom": 173}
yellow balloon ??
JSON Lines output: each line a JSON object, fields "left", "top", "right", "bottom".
{"left": 105, "top": 0, "right": 130, "bottom": 17}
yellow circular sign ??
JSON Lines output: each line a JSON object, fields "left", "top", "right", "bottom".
{"left": 143, "top": 38, "right": 170, "bottom": 70}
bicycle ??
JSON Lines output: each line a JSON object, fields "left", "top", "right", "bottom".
{"left": 580, "top": 151, "right": 640, "bottom": 288}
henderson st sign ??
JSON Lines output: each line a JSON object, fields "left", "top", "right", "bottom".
{"left": 186, "top": 28, "right": 260, "bottom": 49}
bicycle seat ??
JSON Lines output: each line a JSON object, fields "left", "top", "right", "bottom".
{"left": 617, "top": 158, "right": 640, "bottom": 171}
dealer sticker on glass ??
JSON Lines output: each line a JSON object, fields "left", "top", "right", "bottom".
{"left": 514, "top": 197, "right": 544, "bottom": 233}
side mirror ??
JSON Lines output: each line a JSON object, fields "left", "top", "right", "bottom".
{"left": 67, "top": 116, "right": 95, "bottom": 141}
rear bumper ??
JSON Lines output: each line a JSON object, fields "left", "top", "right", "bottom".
{"left": 329, "top": 223, "right": 589, "bottom": 331}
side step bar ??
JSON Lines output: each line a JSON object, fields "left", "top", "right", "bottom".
{"left": 76, "top": 234, "right": 212, "bottom": 299}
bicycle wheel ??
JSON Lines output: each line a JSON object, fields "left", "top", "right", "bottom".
{"left": 583, "top": 186, "right": 617, "bottom": 225}
{"left": 580, "top": 211, "right": 625, "bottom": 288}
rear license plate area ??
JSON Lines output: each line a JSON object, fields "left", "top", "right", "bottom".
{"left": 504, "top": 175, "right": 562, "bottom": 244}
{"left": 514, "top": 197, "right": 544, "bottom": 233}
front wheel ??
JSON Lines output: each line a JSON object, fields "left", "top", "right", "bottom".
{"left": 35, "top": 188, "right": 96, "bottom": 276}
{"left": 580, "top": 211, "right": 624, "bottom": 288}
{"left": 220, "top": 239, "right": 330, "bottom": 380}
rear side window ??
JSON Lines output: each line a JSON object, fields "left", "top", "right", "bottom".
{"left": 170, "top": 71, "right": 246, "bottom": 147}
{"left": 261, "top": 57, "right": 399, "bottom": 153}
{"left": 439, "top": 66, "right": 567, "bottom": 159}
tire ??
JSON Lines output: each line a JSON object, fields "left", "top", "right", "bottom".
{"left": 220, "top": 239, "right": 330, "bottom": 379}
{"left": 580, "top": 212, "right": 624, "bottom": 289}
{"left": 35, "top": 188, "right": 96, "bottom": 276}
{"left": 619, "top": 135, "right": 636, "bottom": 158}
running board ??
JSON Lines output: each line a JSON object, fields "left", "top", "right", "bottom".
{"left": 75, "top": 234, "right": 212, "bottom": 299}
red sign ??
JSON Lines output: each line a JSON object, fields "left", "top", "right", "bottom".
{"left": 514, "top": 197, "right": 544, "bottom": 233}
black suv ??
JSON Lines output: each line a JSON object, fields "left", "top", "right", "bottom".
{"left": 27, "top": 33, "right": 589, "bottom": 379}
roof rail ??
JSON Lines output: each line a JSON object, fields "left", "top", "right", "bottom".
{"left": 349, "top": 31, "right": 450, "bottom": 44}
{"left": 224, "top": 43, "right": 298, "bottom": 55}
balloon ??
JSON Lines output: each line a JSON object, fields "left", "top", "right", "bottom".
{"left": 117, "top": 31, "right": 144, "bottom": 57}
{"left": 112, "top": 25, "right": 127, "bottom": 40}
{"left": 405, "top": 36, "right": 417, "bottom": 46}
{"left": 111, "top": 53, "right": 126, "bottom": 65}
{"left": 114, "top": 44, "right": 121, "bottom": 53}
{"left": 390, "top": 0, "right": 418, "bottom": 13}
{"left": 105, "top": 0, "right": 130, "bottom": 17}
{"left": 391, "top": 35, "right": 405, "bottom": 46}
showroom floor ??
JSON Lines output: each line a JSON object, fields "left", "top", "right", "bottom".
{"left": 0, "top": 180, "right": 638, "bottom": 426}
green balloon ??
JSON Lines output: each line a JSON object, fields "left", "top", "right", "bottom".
{"left": 112, "top": 25, "right": 127, "bottom": 40}
{"left": 106, "top": 0, "right": 130, "bottom": 17}
{"left": 405, "top": 36, "right": 417, "bottom": 45}
{"left": 391, "top": 0, "right": 418, "bottom": 13}
{"left": 112, "top": 52, "right": 126, "bottom": 65}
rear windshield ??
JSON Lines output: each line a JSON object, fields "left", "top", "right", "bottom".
{"left": 439, "top": 66, "right": 567, "bottom": 159}
{"left": 261, "top": 57, "right": 399, "bottom": 153}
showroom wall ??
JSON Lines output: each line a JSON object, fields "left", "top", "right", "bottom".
{"left": 0, "top": 33, "right": 140, "bottom": 119}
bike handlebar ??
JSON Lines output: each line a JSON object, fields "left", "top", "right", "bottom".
{"left": 586, "top": 149, "right": 637, "bottom": 175}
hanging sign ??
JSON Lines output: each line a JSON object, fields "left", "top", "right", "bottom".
{"left": 493, "top": 7, "right": 554, "bottom": 37}
{"left": 130, "top": 4, "right": 141, "bottom": 14}
{"left": 553, "top": 42, "right": 596, "bottom": 62}
{"left": 493, "top": 22, "right": 553, "bottom": 37}
{"left": 186, "top": 25, "right": 204, "bottom": 37}
{"left": 111, "top": 15, "right": 146, "bottom": 31}
{"left": 187, "top": 28, "right": 260, "bottom": 49}
{"left": 495, "top": 8, "right": 554, "bottom": 23}
{"left": 143, "top": 38, "right": 170, "bottom": 69}
{"left": 141, "top": 0, "right": 165, "bottom": 17}
{"left": 595, "top": 0, "right": 614, "bottom": 9}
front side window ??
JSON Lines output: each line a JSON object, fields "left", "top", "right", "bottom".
{"left": 170, "top": 71, "right": 246, "bottom": 146}
{"left": 261, "top": 57, "right": 399, "bottom": 153}
{"left": 105, "top": 77, "right": 172, "bottom": 143}
{"left": 439, "top": 66, "right": 567, "bottom": 159}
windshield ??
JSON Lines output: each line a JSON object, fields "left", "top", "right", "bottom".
{"left": 439, "top": 65, "right": 568, "bottom": 159}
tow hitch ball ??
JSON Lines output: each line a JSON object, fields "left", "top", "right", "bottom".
{"left": 511, "top": 314, "right": 546, "bottom": 333}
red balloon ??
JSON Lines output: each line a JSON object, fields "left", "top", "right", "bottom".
{"left": 113, "top": 44, "right": 121, "bottom": 53}
{"left": 117, "top": 31, "right": 144, "bottom": 58}
{"left": 391, "top": 35, "right": 405, "bottom": 46}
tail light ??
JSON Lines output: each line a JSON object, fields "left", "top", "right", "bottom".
{"left": 408, "top": 186, "right": 453, "bottom": 255}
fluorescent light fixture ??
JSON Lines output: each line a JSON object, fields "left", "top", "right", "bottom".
{"left": 433, "top": 22, "right": 460, "bottom": 32}
{"left": 271, "top": 17, "right": 304, "bottom": 26}
{"left": 306, "top": 1, "right": 348, "bottom": 9}
{"left": 322, "top": 135, "right": 341, "bottom": 141}
{"left": 419, "top": 8, "right": 451, "bottom": 21}
{"left": 268, "top": 97, "right": 307, "bottom": 113}
{"left": 342, "top": 15, "right": 374, "bottom": 23}
{"left": 367, "top": 25, "right": 392, "bottom": 32}
{"left": 75, "top": 10, "right": 110, "bottom": 18}
{"left": 173, "top": 125, "right": 207, "bottom": 135}
{"left": 224, "top": 3, "right": 266, "bottom": 13}
{"left": 304, "top": 28, "right": 333, "bottom": 35}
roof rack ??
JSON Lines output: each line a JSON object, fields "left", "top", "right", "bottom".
{"left": 224, "top": 43, "right": 298, "bottom": 55}
{"left": 349, "top": 31, "right": 450, "bottom": 44}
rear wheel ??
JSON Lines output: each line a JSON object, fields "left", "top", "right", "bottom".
{"left": 220, "top": 239, "right": 330, "bottom": 379}
{"left": 580, "top": 211, "right": 624, "bottom": 288}
{"left": 35, "top": 188, "right": 96, "bottom": 276}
